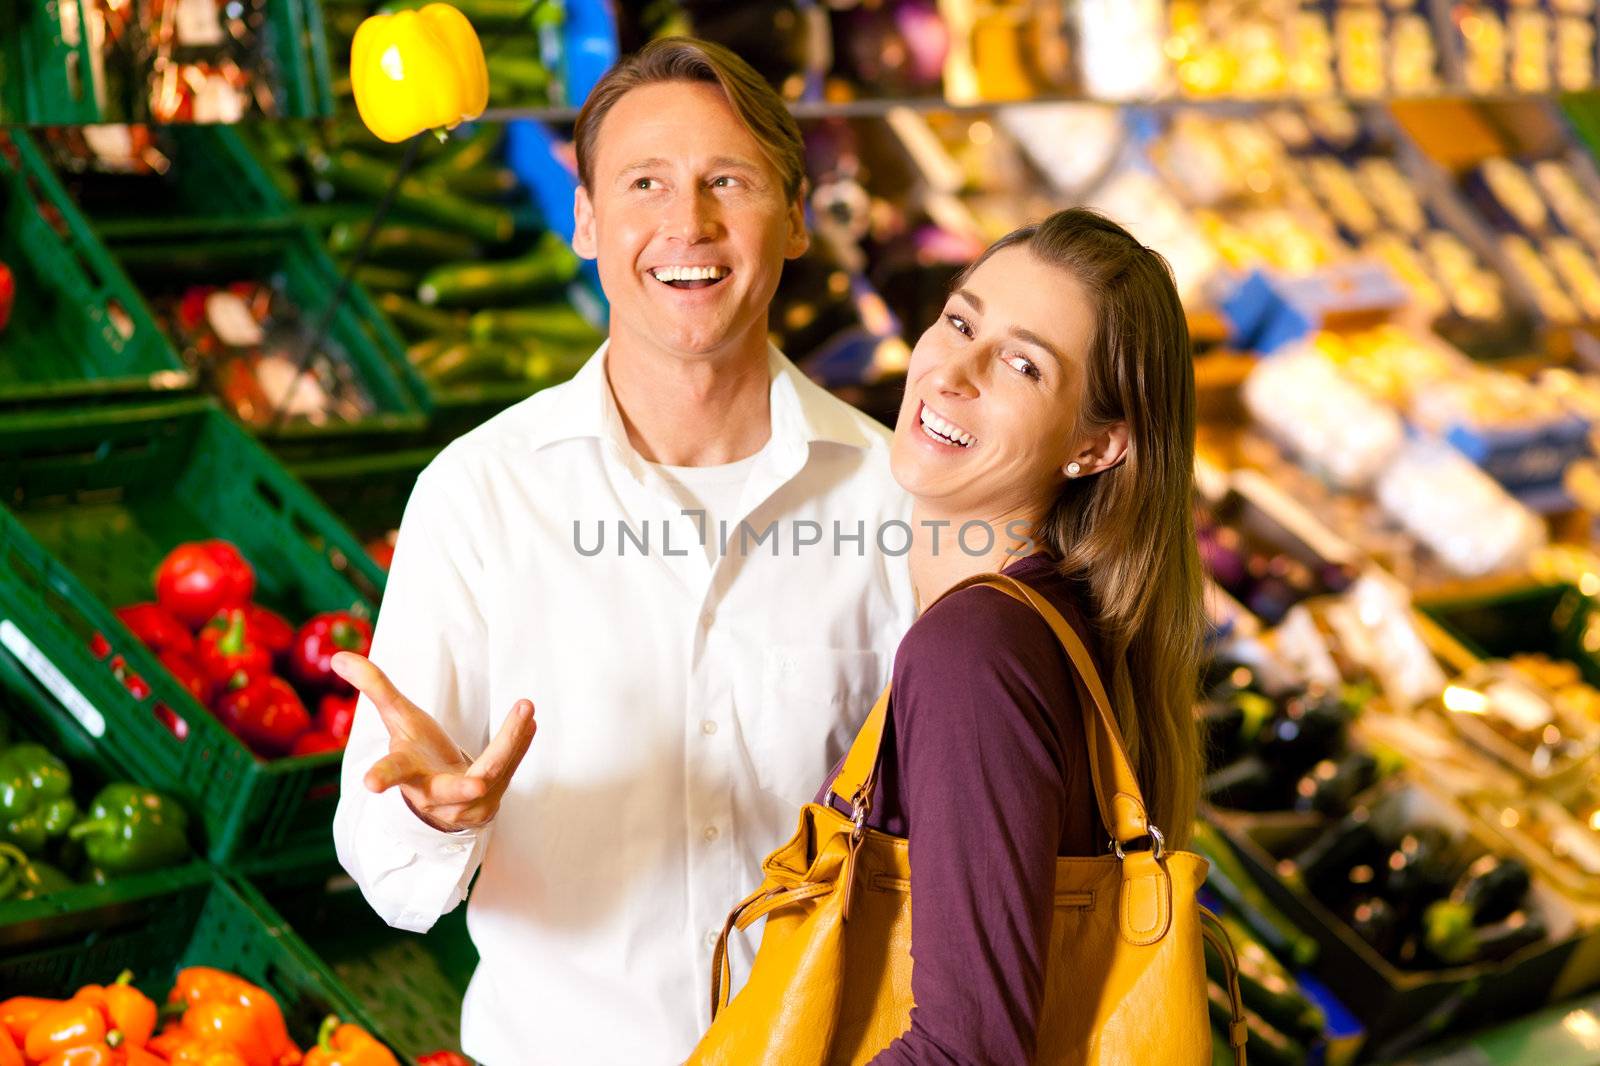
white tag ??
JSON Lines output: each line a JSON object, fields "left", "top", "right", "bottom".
{"left": 176, "top": 0, "right": 225, "bottom": 46}
{"left": 206, "top": 291, "right": 264, "bottom": 347}
{"left": 192, "top": 72, "right": 246, "bottom": 124}
{"left": 1, "top": 620, "right": 106, "bottom": 739}
{"left": 81, "top": 125, "right": 137, "bottom": 170}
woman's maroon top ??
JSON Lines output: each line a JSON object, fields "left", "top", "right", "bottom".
{"left": 817, "top": 552, "right": 1106, "bottom": 1064}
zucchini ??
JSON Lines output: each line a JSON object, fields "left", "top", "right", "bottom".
{"left": 420, "top": 128, "right": 505, "bottom": 178}
{"left": 407, "top": 337, "right": 454, "bottom": 369}
{"left": 418, "top": 233, "right": 580, "bottom": 307}
{"left": 439, "top": 167, "right": 521, "bottom": 201}
{"left": 469, "top": 305, "right": 603, "bottom": 345}
{"left": 1209, "top": 913, "right": 1324, "bottom": 1045}
{"left": 328, "top": 221, "right": 480, "bottom": 265}
{"left": 486, "top": 54, "right": 551, "bottom": 91}
{"left": 310, "top": 149, "right": 515, "bottom": 244}
{"left": 1192, "top": 822, "right": 1319, "bottom": 968}
{"left": 423, "top": 340, "right": 524, "bottom": 386}
{"left": 347, "top": 263, "right": 421, "bottom": 294}
{"left": 379, "top": 293, "right": 471, "bottom": 340}
{"left": 379, "top": 0, "right": 539, "bottom": 27}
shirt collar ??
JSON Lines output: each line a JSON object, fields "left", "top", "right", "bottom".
{"left": 522, "top": 340, "right": 875, "bottom": 455}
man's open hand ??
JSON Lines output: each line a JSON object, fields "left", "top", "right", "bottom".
{"left": 333, "top": 651, "right": 536, "bottom": 833}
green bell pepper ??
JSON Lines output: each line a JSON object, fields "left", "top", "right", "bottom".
{"left": 0, "top": 743, "right": 77, "bottom": 854}
{"left": 0, "top": 842, "right": 75, "bottom": 901}
{"left": 67, "top": 783, "right": 191, "bottom": 876}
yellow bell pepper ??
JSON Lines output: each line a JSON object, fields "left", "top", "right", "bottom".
{"left": 351, "top": 4, "right": 489, "bottom": 143}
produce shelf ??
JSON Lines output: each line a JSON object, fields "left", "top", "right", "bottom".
{"left": 0, "top": 397, "right": 383, "bottom": 863}
{"left": 0, "top": 129, "right": 190, "bottom": 404}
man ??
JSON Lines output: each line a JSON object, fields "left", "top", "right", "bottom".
{"left": 332, "top": 37, "right": 917, "bottom": 1065}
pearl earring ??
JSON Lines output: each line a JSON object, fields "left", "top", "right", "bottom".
{"left": 1066, "top": 462, "right": 1082, "bottom": 477}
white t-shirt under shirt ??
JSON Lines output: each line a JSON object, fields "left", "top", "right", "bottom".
{"left": 649, "top": 448, "right": 765, "bottom": 563}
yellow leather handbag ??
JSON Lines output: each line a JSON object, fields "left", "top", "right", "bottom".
{"left": 689, "top": 574, "right": 1248, "bottom": 1065}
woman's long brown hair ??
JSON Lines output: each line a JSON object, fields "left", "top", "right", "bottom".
{"left": 962, "top": 208, "right": 1203, "bottom": 846}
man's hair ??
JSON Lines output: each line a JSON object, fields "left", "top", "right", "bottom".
{"left": 572, "top": 37, "right": 808, "bottom": 203}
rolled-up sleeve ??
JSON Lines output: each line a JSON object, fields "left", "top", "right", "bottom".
{"left": 334, "top": 459, "right": 494, "bottom": 933}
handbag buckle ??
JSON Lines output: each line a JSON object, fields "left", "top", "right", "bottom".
{"left": 1110, "top": 824, "right": 1164, "bottom": 861}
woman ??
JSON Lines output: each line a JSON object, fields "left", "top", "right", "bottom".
{"left": 704, "top": 207, "right": 1206, "bottom": 1062}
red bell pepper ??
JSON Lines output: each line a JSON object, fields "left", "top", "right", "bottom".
{"left": 214, "top": 677, "right": 310, "bottom": 756}
{"left": 245, "top": 605, "right": 295, "bottom": 660}
{"left": 88, "top": 632, "right": 111, "bottom": 660}
{"left": 317, "top": 693, "right": 358, "bottom": 743}
{"left": 290, "top": 731, "right": 342, "bottom": 756}
{"left": 159, "top": 650, "right": 213, "bottom": 707}
{"left": 364, "top": 535, "right": 395, "bottom": 571}
{"left": 114, "top": 603, "right": 196, "bottom": 658}
{"left": 196, "top": 609, "right": 273, "bottom": 692}
{"left": 154, "top": 541, "right": 255, "bottom": 629}
{"left": 0, "top": 261, "right": 14, "bottom": 334}
{"left": 289, "top": 612, "right": 372, "bottom": 693}
{"left": 417, "top": 1053, "right": 471, "bottom": 1066}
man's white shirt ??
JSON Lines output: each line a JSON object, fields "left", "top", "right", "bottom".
{"left": 333, "top": 342, "right": 917, "bottom": 1065}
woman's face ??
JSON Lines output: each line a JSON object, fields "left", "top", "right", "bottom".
{"left": 890, "top": 244, "right": 1103, "bottom": 524}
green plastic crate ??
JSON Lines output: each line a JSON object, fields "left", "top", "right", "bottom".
{"left": 0, "top": 130, "right": 192, "bottom": 404}
{"left": 5, "top": 0, "right": 98, "bottom": 125}
{"left": 42, "top": 125, "right": 295, "bottom": 242}
{"left": 236, "top": 849, "right": 475, "bottom": 1062}
{"left": 289, "top": 447, "right": 439, "bottom": 545}
{"left": 1, "top": 0, "right": 331, "bottom": 123}
{"left": 0, "top": 397, "right": 385, "bottom": 864}
{"left": 0, "top": 689, "right": 213, "bottom": 949}
{"left": 0, "top": 871, "right": 400, "bottom": 1061}
{"left": 106, "top": 228, "right": 429, "bottom": 459}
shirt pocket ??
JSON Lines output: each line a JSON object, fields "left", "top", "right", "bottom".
{"left": 751, "top": 646, "right": 885, "bottom": 809}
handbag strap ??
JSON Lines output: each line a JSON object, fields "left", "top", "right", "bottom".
{"left": 1200, "top": 907, "right": 1250, "bottom": 1065}
{"left": 830, "top": 572, "right": 1153, "bottom": 849}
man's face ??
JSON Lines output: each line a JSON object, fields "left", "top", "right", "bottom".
{"left": 572, "top": 80, "right": 808, "bottom": 364}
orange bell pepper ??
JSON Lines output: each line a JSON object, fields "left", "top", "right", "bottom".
{"left": 40, "top": 1042, "right": 114, "bottom": 1066}
{"left": 0, "top": 997, "right": 59, "bottom": 1044}
{"left": 301, "top": 1018, "right": 399, "bottom": 1066}
{"left": 102, "top": 974, "right": 156, "bottom": 1050}
{"left": 168, "top": 969, "right": 299, "bottom": 1066}
{"left": 24, "top": 1001, "right": 107, "bottom": 1062}
{"left": 0, "top": 1026, "right": 21, "bottom": 1066}
{"left": 181, "top": 1003, "right": 269, "bottom": 1066}
{"left": 119, "top": 1047, "right": 167, "bottom": 1066}
{"left": 148, "top": 1027, "right": 250, "bottom": 1066}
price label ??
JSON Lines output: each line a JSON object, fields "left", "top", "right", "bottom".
{"left": 175, "top": 0, "right": 225, "bottom": 46}
{"left": 0, "top": 620, "right": 106, "bottom": 739}
{"left": 206, "top": 291, "right": 265, "bottom": 347}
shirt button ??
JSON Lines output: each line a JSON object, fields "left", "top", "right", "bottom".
{"left": 443, "top": 842, "right": 467, "bottom": 855}
{"left": 705, "top": 929, "right": 720, "bottom": 949}
{"left": 701, "top": 719, "right": 718, "bottom": 736}
{"left": 700, "top": 609, "right": 715, "bottom": 628}
{"left": 703, "top": 825, "right": 720, "bottom": 842}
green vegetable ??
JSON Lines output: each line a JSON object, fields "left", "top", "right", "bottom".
{"left": 419, "top": 127, "right": 505, "bottom": 178}
{"left": 1208, "top": 980, "right": 1301, "bottom": 1066}
{"left": 0, "top": 842, "right": 74, "bottom": 901}
{"left": 380, "top": 294, "right": 470, "bottom": 340}
{"left": 1192, "top": 821, "right": 1319, "bottom": 968}
{"left": 378, "top": 0, "right": 542, "bottom": 27}
{"left": 67, "top": 783, "right": 191, "bottom": 876}
{"left": 0, "top": 744, "right": 77, "bottom": 855}
{"left": 486, "top": 54, "right": 551, "bottom": 92}
{"left": 468, "top": 304, "right": 603, "bottom": 345}
{"left": 345, "top": 264, "right": 422, "bottom": 294}
{"left": 418, "top": 232, "right": 580, "bottom": 307}
{"left": 439, "top": 167, "right": 521, "bottom": 201}
{"left": 328, "top": 222, "right": 480, "bottom": 265}
{"left": 310, "top": 149, "right": 516, "bottom": 244}
{"left": 421, "top": 339, "right": 590, "bottom": 387}
{"left": 1210, "top": 912, "right": 1323, "bottom": 1044}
